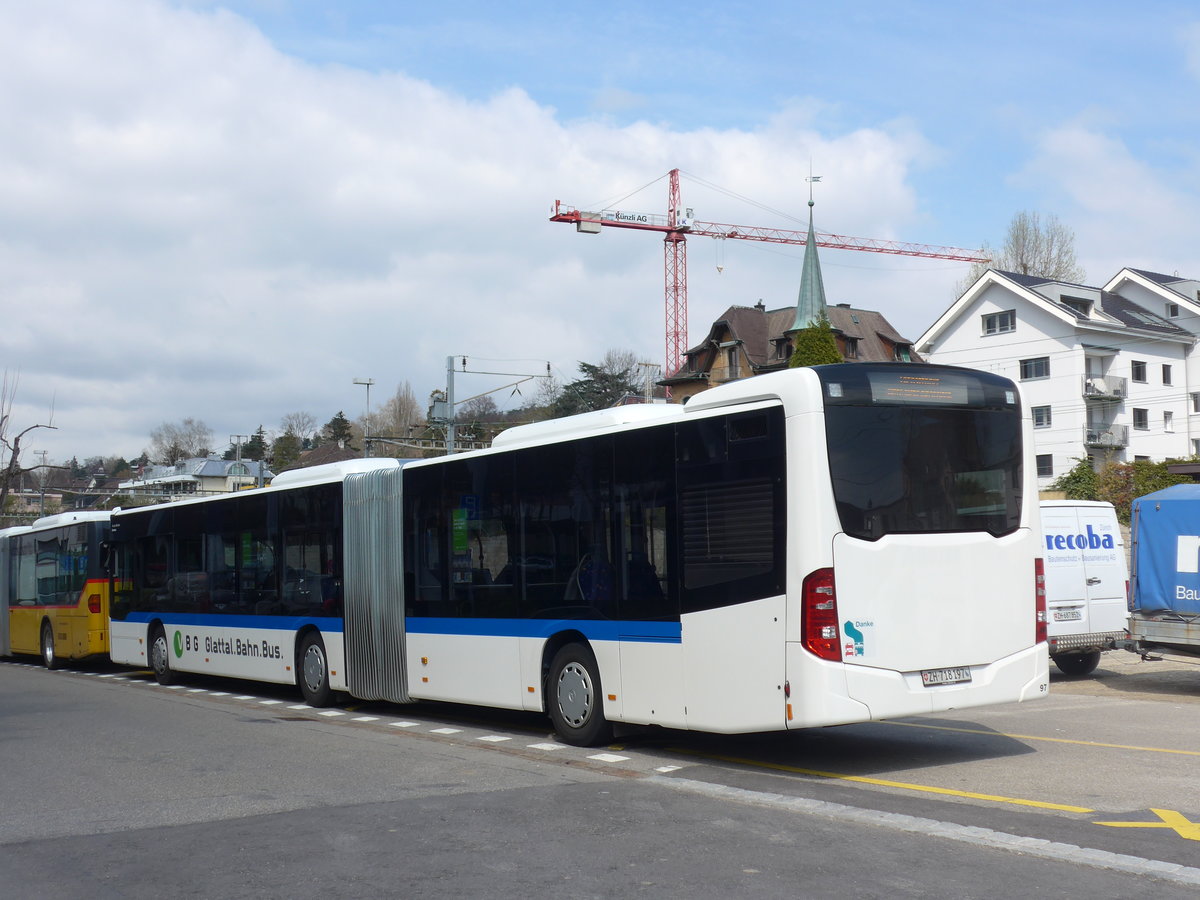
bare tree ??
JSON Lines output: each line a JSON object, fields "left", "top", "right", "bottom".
{"left": 957, "top": 211, "right": 1086, "bottom": 295}
{"left": 0, "top": 371, "right": 59, "bottom": 514}
{"left": 148, "top": 417, "right": 213, "bottom": 464}
{"left": 280, "top": 411, "right": 319, "bottom": 447}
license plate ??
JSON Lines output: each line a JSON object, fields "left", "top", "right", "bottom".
{"left": 1053, "top": 609, "right": 1083, "bottom": 621}
{"left": 921, "top": 667, "right": 973, "bottom": 687}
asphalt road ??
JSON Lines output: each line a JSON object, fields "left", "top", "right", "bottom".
{"left": 1, "top": 650, "right": 1199, "bottom": 899}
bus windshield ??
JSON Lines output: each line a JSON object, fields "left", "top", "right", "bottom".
{"left": 818, "top": 365, "right": 1024, "bottom": 540}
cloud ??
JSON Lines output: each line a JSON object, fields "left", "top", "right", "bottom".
{"left": 1017, "top": 123, "right": 1200, "bottom": 281}
{"left": 1, "top": 1, "right": 945, "bottom": 463}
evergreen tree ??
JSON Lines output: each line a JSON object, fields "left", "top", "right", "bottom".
{"left": 323, "top": 411, "right": 356, "bottom": 449}
{"left": 242, "top": 426, "right": 268, "bottom": 462}
{"left": 788, "top": 313, "right": 842, "bottom": 368}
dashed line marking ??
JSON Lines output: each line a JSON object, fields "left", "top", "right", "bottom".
{"left": 319, "top": 710, "right": 345, "bottom": 717}
{"left": 389, "top": 721, "right": 418, "bottom": 728}
{"left": 351, "top": 716, "right": 380, "bottom": 723}
{"left": 430, "top": 727, "right": 461, "bottom": 735}
{"left": 478, "top": 735, "right": 511, "bottom": 743}
{"left": 259, "top": 699, "right": 283, "bottom": 706}
{"left": 588, "top": 753, "right": 630, "bottom": 763}
{"left": 528, "top": 742, "right": 565, "bottom": 751}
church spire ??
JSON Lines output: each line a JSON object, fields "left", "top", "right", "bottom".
{"left": 791, "top": 174, "right": 828, "bottom": 331}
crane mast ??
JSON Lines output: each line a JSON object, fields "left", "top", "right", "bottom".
{"left": 551, "top": 168, "right": 988, "bottom": 378}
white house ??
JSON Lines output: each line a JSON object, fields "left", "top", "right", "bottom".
{"left": 917, "top": 269, "right": 1200, "bottom": 488}
{"left": 118, "top": 457, "right": 275, "bottom": 497}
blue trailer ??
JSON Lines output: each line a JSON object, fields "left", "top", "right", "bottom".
{"left": 1126, "top": 484, "right": 1200, "bottom": 658}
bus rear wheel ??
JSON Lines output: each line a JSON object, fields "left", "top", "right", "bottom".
{"left": 298, "top": 633, "right": 334, "bottom": 707}
{"left": 41, "top": 622, "right": 62, "bottom": 670}
{"left": 1052, "top": 650, "right": 1102, "bottom": 677}
{"left": 547, "top": 643, "right": 612, "bottom": 747}
{"left": 149, "top": 627, "right": 178, "bottom": 686}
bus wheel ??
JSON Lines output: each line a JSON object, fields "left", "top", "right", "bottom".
{"left": 149, "top": 627, "right": 178, "bottom": 686}
{"left": 1052, "top": 650, "right": 1102, "bottom": 677}
{"left": 547, "top": 643, "right": 612, "bottom": 747}
{"left": 41, "top": 622, "right": 62, "bottom": 670}
{"left": 298, "top": 633, "right": 334, "bottom": 707}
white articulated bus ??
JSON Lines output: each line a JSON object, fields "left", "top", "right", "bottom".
{"left": 108, "top": 363, "right": 1048, "bottom": 745}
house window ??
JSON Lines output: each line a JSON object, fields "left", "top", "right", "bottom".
{"left": 1060, "top": 296, "right": 1092, "bottom": 317}
{"left": 1193, "top": 392, "right": 1200, "bottom": 414}
{"left": 1032, "top": 406, "right": 1052, "bottom": 428}
{"left": 1036, "top": 454, "right": 1053, "bottom": 478}
{"left": 844, "top": 338, "right": 859, "bottom": 359}
{"left": 1163, "top": 364, "right": 1173, "bottom": 385}
{"left": 1135, "top": 455, "right": 1150, "bottom": 462}
{"left": 727, "top": 347, "right": 739, "bottom": 378}
{"left": 1165, "top": 411, "right": 1175, "bottom": 432}
{"left": 1133, "top": 408, "right": 1149, "bottom": 430}
{"left": 982, "top": 310, "right": 1015, "bottom": 335}
{"left": 1167, "top": 302, "right": 1180, "bottom": 318}
{"left": 1019, "top": 357, "right": 1050, "bottom": 380}
{"left": 1132, "top": 360, "right": 1147, "bottom": 382}
{"left": 1193, "top": 439, "right": 1200, "bottom": 456}
{"left": 894, "top": 344, "right": 912, "bottom": 362}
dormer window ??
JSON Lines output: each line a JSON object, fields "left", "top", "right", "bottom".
{"left": 844, "top": 337, "right": 859, "bottom": 359}
{"left": 1060, "top": 295, "right": 1092, "bottom": 317}
{"left": 894, "top": 344, "right": 912, "bottom": 362}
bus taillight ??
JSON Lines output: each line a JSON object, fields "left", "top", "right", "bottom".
{"left": 87, "top": 594, "right": 102, "bottom": 614}
{"left": 802, "top": 568, "right": 841, "bottom": 661}
{"left": 1034, "top": 558, "right": 1047, "bottom": 644}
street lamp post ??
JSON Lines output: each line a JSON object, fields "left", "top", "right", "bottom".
{"left": 353, "top": 378, "right": 375, "bottom": 458}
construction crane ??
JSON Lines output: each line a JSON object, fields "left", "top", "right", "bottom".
{"left": 550, "top": 168, "right": 989, "bottom": 378}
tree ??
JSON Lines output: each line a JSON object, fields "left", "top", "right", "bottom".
{"left": 280, "top": 411, "right": 319, "bottom": 449}
{"left": 148, "top": 417, "right": 213, "bottom": 464}
{"left": 788, "top": 313, "right": 842, "bottom": 368}
{"left": 0, "top": 371, "right": 59, "bottom": 514}
{"left": 240, "top": 426, "right": 268, "bottom": 462}
{"left": 551, "top": 349, "right": 643, "bottom": 417}
{"left": 322, "top": 411, "right": 355, "bottom": 449}
{"left": 271, "top": 430, "right": 303, "bottom": 470}
{"left": 957, "top": 211, "right": 1086, "bottom": 294}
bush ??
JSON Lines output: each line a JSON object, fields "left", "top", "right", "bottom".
{"left": 1049, "top": 457, "right": 1099, "bottom": 501}
{"left": 1095, "top": 459, "right": 1191, "bottom": 524}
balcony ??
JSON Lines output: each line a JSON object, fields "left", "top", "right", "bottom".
{"left": 1082, "top": 375, "right": 1126, "bottom": 401}
{"left": 1084, "top": 424, "right": 1129, "bottom": 449}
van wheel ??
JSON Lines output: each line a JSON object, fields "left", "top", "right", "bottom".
{"left": 41, "top": 622, "right": 62, "bottom": 670}
{"left": 1052, "top": 650, "right": 1102, "bottom": 677}
{"left": 547, "top": 643, "right": 612, "bottom": 747}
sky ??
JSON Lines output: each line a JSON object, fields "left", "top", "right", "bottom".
{"left": 5, "top": 0, "right": 1200, "bottom": 465}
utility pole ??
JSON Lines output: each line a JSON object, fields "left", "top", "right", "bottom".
{"left": 353, "top": 378, "right": 375, "bottom": 458}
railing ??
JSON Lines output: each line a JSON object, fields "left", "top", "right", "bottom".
{"left": 1082, "top": 375, "right": 1127, "bottom": 400}
{"left": 1084, "top": 424, "right": 1129, "bottom": 448}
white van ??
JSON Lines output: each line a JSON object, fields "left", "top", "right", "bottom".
{"left": 1040, "top": 500, "right": 1129, "bottom": 676}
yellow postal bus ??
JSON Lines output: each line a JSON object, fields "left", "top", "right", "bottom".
{"left": 1, "top": 511, "right": 112, "bottom": 668}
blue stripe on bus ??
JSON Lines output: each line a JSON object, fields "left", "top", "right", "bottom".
{"left": 404, "top": 617, "right": 682, "bottom": 644}
{"left": 122, "top": 612, "right": 344, "bottom": 633}
{"left": 120, "top": 612, "right": 682, "bottom": 644}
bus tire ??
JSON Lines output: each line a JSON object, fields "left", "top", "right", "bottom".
{"left": 547, "top": 643, "right": 612, "bottom": 747}
{"left": 149, "top": 626, "right": 178, "bottom": 686}
{"left": 41, "top": 622, "right": 62, "bottom": 670}
{"left": 1052, "top": 650, "right": 1102, "bottom": 677}
{"left": 298, "top": 632, "right": 334, "bottom": 707}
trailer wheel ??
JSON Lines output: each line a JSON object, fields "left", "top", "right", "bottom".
{"left": 1052, "top": 650, "right": 1101, "bottom": 677}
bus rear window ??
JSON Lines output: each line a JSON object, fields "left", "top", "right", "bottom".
{"left": 823, "top": 403, "right": 1023, "bottom": 540}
